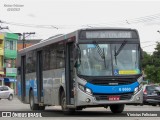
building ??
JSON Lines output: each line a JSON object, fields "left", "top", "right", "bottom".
{"left": 0, "top": 32, "right": 41, "bottom": 93}
{"left": 0, "top": 32, "right": 18, "bottom": 89}
{"left": 17, "top": 39, "right": 41, "bottom": 51}
{"left": 0, "top": 33, "right": 5, "bottom": 85}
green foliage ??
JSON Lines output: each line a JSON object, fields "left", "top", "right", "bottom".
{"left": 144, "top": 65, "right": 160, "bottom": 83}
{"left": 142, "top": 51, "right": 152, "bottom": 68}
{"left": 143, "top": 42, "right": 160, "bottom": 83}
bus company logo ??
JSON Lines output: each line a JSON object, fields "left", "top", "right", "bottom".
{"left": 2, "top": 112, "right": 11, "bottom": 117}
{"left": 109, "top": 83, "right": 118, "bottom": 85}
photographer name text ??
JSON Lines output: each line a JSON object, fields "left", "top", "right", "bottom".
{"left": 4, "top": 4, "right": 24, "bottom": 11}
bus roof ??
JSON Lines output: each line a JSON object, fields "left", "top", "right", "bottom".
{"left": 18, "top": 30, "right": 77, "bottom": 54}
{"left": 18, "top": 27, "right": 137, "bottom": 54}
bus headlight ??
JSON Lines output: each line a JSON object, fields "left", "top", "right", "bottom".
{"left": 134, "top": 83, "right": 143, "bottom": 94}
{"left": 134, "top": 87, "right": 139, "bottom": 94}
{"left": 78, "top": 84, "right": 92, "bottom": 95}
{"left": 86, "top": 88, "right": 92, "bottom": 95}
{"left": 78, "top": 84, "right": 85, "bottom": 91}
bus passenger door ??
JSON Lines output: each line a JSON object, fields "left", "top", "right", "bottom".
{"left": 21, "top": 55, "right": 26, "bottom": 102}
{"left": 36, "top": 51, "right": 43, "bottom": 103}
{"left": 65, "top": 42, "right": 75, "bottom": 105}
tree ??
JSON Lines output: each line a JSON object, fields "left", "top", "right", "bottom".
{"left": 144, "top": 65, "right": 157, "bottom": 83}
{"left": 143, "top": 42, "right": 160, "bottom": 83}
{"left": 141, "top": 51, "right": 152, "bottom": 69}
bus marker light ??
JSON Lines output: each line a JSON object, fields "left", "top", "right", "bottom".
{"left": 134, "top": 87, "right": 139, "bottom": 94}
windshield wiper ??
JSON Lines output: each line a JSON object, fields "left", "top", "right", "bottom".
{"left": 93, "top": 41, "right": 104, "bottom": 59}
{"left": 114, "top": 46, "right": 117, "bottom": 65}
{"left": 93, "top": 41, "right": 107, "bottom": 68}
{"left": 77, "top": 44, "right": 82, "bottom": 63}
{"left": 114, "top": 40, "right": 127, "bottom": 65}
{"left": 115, "top": 40, "right": 127, "bottom": 56}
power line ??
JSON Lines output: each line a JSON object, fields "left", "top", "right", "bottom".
{"left": 0, "top": 20, "right": 59, "bottom": 29}
{"left": 142, "top": 44, "right": 157, "bottom": 48}
{"left": 86, "top": 13, "right": 160, "bottom": 27}
{"left": 0, "top": 26, "right": 9, "bottom": 30}
{"left": 141, "top": 40, "right": 160, "bottom": 43}
{"left": 1, "top": 12, "right": 160, "bottom": 30}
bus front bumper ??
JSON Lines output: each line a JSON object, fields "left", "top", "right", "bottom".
{"left": 76, "top": 88, "right": 143, "bottom": 106}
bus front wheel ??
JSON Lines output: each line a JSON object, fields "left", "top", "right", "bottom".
{"left": 61, "top": 92, "right": 75, "bottom": 114}
{"left": 110, "top": 104, "right": 125, "bottom": 113}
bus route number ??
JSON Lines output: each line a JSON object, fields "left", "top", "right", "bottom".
{"left": 119, "top": 87, "right": 131, "bottom": 92}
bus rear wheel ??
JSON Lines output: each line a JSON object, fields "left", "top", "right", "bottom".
{"left": 110, "top": 104, "right": 125, "bottom": 113}
{"left": 61, "top": 92, "right": 75, "bottom": 114}
{"left": 29, "top": 90, "right": 39, "bottom": 110}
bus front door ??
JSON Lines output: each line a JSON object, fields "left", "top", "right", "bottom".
{"left": 36, "top": 51, "right": 43, "bottom": 103}
{"left": 21, "top": 55, "right": 26, "bottom": 102}
{"left": 65, "top": 42, "right": 75, "bottom": 105}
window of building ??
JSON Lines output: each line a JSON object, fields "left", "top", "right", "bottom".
{"left": 12, "top": 41, "right": 16, "bottom": 50}
{"left": 5, "top": 41, "right": 10, "bottom": 49}
{"left": 10, "top": 41, "right": 13, "bottom": 50}
{"left": 5, "top": 40, "right": 16, "bottom": 50}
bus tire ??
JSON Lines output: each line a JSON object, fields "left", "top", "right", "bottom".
{"left": 29, "top": 90, "right": 39, "bottom": 110}
{"left": 61, "top": 92, "right": 75, "bottom": 114}
{"left": 110, "top": 104, "right": 125, "bottom": 113}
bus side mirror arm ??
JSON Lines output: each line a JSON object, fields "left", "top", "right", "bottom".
{"left": 73, "top": 43, "right": 81, "bottom": 68}
{"left": 73, "top": 48, "right": 79, "bottom": 60}
{"left": 140, "top": 48, "right": 144, "bottom": 60}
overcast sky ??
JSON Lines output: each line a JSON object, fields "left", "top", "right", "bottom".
{"left": 0, "top": 0, "right": 160, "bottom": 53}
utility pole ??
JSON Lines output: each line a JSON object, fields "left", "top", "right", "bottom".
{"left": 22, "top": 32, "right": 35, "bottom": 48}
{"left": 0, "top": 20, "right": 9, "bottom": 31}
{"left": 0, "top": 26, "right": 9, "bottom": 30}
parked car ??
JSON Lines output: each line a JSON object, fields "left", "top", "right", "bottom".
{"left": 0, "top": 86, "right": 14, "bottom": 101}
{"left": 142, "top": 84, "right": 160, "bottom": 106}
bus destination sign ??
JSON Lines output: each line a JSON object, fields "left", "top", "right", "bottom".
{"left": 86, "top": 31, "right": 132, "bottom": 39}
{"left": 79, "top": 30, "right": 136, "bottom": 39}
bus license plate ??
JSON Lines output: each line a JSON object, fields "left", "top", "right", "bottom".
{"left": 109, "top": 96, "right": 120, "bottom": 101}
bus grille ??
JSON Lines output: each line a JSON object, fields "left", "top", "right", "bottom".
{"left": 90, "top": 79, "right": 134, "bottom": 85}
{"left": 94, "top": 93, "right": 133, "bottom": 101}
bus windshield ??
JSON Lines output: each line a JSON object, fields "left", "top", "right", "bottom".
{"left": 76, "top": 43, "right": 140, "bottom": 76}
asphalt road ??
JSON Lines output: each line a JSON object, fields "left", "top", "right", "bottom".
{"left": 0, "top": 96, "right": 160, "bottom": 120}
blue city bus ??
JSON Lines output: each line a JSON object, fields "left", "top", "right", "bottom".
{"left": 17, "top": 28, "right": 143, "bottom": 114}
